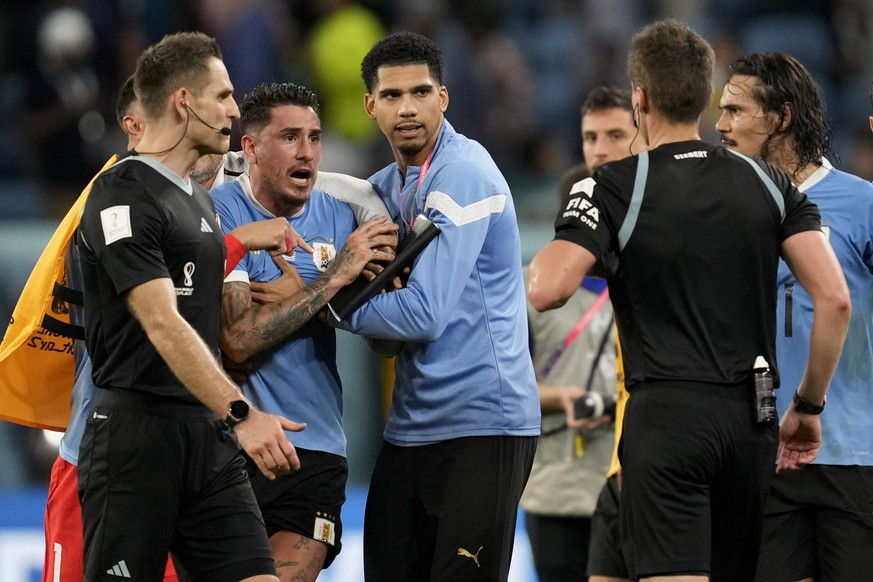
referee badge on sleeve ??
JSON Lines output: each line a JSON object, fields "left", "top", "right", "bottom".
{"left": 100, "top": 205, "right": 133, "bottom": 244}
{"left": 314, "top": 512, "right": 336, "bottom": 546}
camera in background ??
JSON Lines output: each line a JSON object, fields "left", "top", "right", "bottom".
{"left": 573, "top": 392, "right": 617, "bottom": 421}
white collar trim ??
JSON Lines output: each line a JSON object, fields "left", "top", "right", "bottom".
{"left": 797, "top": 158, "right": 831, "bottom": 193}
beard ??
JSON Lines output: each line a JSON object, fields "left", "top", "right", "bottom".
{"left": 397, "top": 139, "right": 426, "bottom": 158}
{"left": 267, "top": 182, "right": 310, "bottom": 217}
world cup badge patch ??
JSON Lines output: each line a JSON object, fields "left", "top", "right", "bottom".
{"left": 311, "top": 240, "right": 336, "bottom": 272}
{"left": 99, "top": 205, "right": 132, "bottom": 245}
{"left": 313, "top": 512, "right": 336, "bottom": 545}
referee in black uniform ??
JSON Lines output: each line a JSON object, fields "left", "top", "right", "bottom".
{"left": 77, "top": 32, "right": 303, "bottom": 582}
{"left": 528, "top": 19, "right": 850, "bottom": 582}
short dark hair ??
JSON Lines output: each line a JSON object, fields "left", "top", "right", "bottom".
{"left": 134, "top": 31, "right": 222, "bottom": 120}
{"left": 627, "top": 19, "right": 714, "bottom": 123}
{"left": 581, "top": 86, "right": 633, "bottom": 117}
{"left": 361, "top": 32, "right": 445, "bottom": 93}
{"left": 729, "top": 52, "right": 832, "bottom": 171}
{"left": 239, "top": 82, "right": 321, "bottom": 135}
{"left": 115, "top": 75, "right": 136, "bottom": 128}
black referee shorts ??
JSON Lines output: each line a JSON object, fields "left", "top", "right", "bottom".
{"left": 619, "top": 381, "right": 777, "bottom": 582}
{"left": 78, "top": 390, "right": 275, "bottom": 582}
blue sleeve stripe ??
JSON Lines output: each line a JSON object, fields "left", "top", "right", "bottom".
{"left": 726, "top": 149, "right": 785, "bottom": 221}
{"left": 618, "top": 151, "right": 648, "bottom": 252}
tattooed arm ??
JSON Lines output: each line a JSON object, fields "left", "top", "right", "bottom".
{"left": 220, "top": 216, "right": 398, "bottom": 363}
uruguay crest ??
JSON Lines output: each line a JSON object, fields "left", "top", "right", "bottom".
{"left": 311, "top": 240, "right": 336, "bottom": 272}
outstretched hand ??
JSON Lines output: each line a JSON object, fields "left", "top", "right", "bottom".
{"left": 230, "top": 218, "right": 314, "bottom": 257}
{"left": 234, "top": 408, "right": 306, "bottom": 480}
{"left": 776, "top": 407, "right": 822, "bottom": 473}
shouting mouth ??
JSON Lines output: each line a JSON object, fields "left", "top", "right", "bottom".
{"left": 290, "top": 168, "right": 312, "bottom": 187}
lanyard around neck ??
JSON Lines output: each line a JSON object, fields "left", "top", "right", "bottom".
{"left": 400, "top": 146, "right": 435, "bottom": 226}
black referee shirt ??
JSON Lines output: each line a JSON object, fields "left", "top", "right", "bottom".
{"left": 79, "top": 157, "right": 226, "bottom": 402}
{"left": 555, "top": 140, "right": 821, "bottom": 390}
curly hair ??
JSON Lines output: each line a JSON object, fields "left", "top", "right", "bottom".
{"left": 240, "top": 82, "right": 321, "bottom": 134}
{"left": 134, "top": 32, "right": 222, "bottom": 120}
{"left": 627, "top": 19, "right": 714, "bottom": 123}
{"left": 361, "top": 31, "right": 445, "bottom": 93}
{"left": 728, "top": 52, "right": 832, "bottom": 171}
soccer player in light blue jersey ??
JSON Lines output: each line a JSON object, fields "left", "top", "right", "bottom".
{"left": 717, "top": 52, "right": 873, "bottom": 582}
{"left": 211, "top": 81, "right": 397, "bottom": 581}
{"left": 339, "top": 31, "right": 540, "bottom": 581}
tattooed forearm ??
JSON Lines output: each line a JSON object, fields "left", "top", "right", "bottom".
{"left": 252, "top": 278, "right": 333, "bottom": 342}
{"left": 220, "top": 261, "right": 354, "bottom": 362}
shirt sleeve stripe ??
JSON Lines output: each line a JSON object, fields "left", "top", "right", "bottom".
{"left": 618, "top": 151, "right": 649, "bottom": 252}
{"left": 424, "top": 191, "right": 506, "bottom": 227}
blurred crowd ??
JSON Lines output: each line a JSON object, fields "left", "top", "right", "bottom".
{"left": 2, "top": 0, "right": 873, "bottom": 487}
{"left": 3, "top": 0, "right": 873, "bottom": 222}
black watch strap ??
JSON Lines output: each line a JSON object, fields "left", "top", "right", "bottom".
{"left": 792, "top": 391, "right": 825, "bottom": 415}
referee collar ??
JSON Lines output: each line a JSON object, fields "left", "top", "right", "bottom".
{"left": 116, "top": 156, "right": 194, "bottom": 196}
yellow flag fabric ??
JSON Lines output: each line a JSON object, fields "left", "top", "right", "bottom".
{"left": 0, "top": 156, "right": 117, "bottom": 430}
{"left": 607, "top": 325, "right": 629, "bottom": 477}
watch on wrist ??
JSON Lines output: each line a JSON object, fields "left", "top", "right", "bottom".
{"left": 792, "top": 391, "right": 825, "bottom": 415}
{"left": 225, "top": 399, "right": 250, "bottom": 427}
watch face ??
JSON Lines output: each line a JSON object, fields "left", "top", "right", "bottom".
{"left": 229, "top": 400, "right": 249, "bottom": 421}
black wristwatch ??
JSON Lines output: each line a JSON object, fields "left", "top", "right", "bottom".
{"left": 225, "top": 399, "right": 251, "bottom": 427}
{"left": 792, "top": 391, "right": 825, "bottom": 415}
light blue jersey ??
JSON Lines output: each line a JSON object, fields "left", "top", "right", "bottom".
{"left": 211, "top": 176, "right": 358, "bottom": 456}
{"left": 775, "top": 159, "right": 873, "bottom": 465}
{"left": 58, "top": 236, "right": 98, "bottom": 464}
{"left": 339, "top": 121, "right": 540, "bottom": 445}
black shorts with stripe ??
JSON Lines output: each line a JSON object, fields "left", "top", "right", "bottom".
{"left": 78, "top": 389, "right": 274, "bottom": 582}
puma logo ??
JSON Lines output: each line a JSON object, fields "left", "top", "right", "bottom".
{"left": 457, "top": 546, "right": 482, "bottom": 568}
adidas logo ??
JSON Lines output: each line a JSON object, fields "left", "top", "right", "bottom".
{"left": 200, "top": 217, "right": 213, "bottom": 233}
{"left": 106, "top": 559, "right": 131, "bottom": 578}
